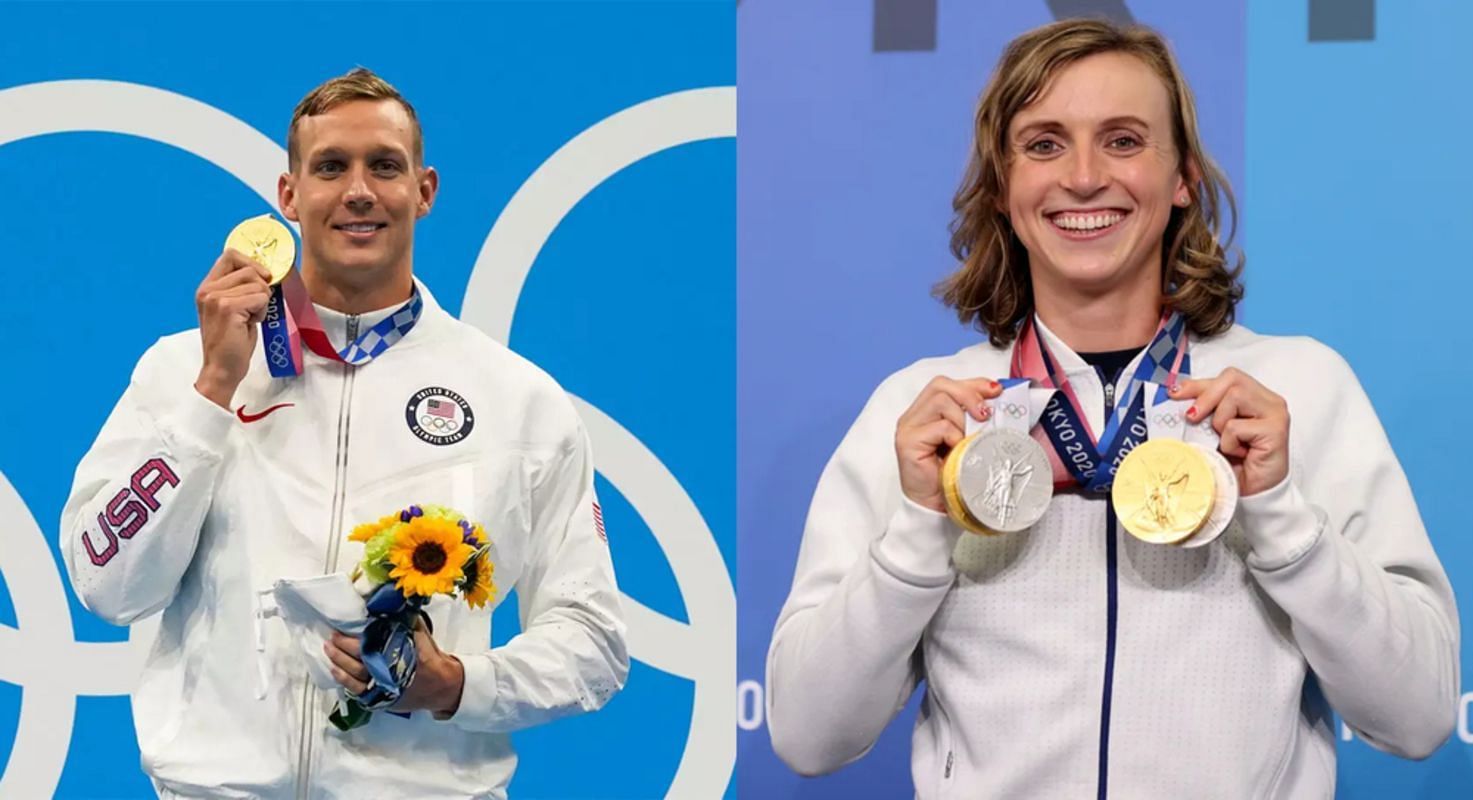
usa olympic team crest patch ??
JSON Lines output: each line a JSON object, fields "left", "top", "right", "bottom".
{"left": 406, "top": 387, "right": 475, "bottom": 446}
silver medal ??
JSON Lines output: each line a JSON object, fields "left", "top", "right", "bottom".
{"left": 1180, "top": 441, "right": 1238, "bottom": 548}
{"left": 956, "top": 428, "right": 1053, "bottom": 533}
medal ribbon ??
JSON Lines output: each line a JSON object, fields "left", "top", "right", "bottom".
{"left": 261, "top": 270, "right": 422, "bottom": 378}
{"left": 1009, "top": 312, "right": 1190, "bottom": 492}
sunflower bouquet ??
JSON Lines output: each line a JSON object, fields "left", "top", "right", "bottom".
{"left": 327, "top": 504, "right": 495, "bottom": 730}
{"left": 348, "top": 503, "right": 496, "bottom": 609}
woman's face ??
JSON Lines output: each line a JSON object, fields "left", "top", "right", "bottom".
{"left": 1004, "top": 51, "right": 1188, "bottom": 299}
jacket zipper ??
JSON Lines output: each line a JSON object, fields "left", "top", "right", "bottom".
{"left": 295, "top": 314, "right": 359, "bottom": 800}
{"left": 1097, "top": 368, "right": 1119, "bottom": 800}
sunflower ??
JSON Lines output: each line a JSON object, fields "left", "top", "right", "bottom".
{"left": 349, "top": 513, "right": 401, "bottom": 543}
{"left": 461, "top": 551, "right": 497, "bottom": 609}
{"left": 387, "top": 517, "right": 475, "bottom": 598}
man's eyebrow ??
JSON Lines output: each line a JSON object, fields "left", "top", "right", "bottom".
{"left": 308, "top": 145, "right": 409, "bottom": 161}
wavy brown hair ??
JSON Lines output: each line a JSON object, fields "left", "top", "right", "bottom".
{"left": 939, "top": 19, "right": 1243, "bottom": 346}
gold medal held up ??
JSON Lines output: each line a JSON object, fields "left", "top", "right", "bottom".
{"left": 1111, "top": 438, "right": 1216, "bottom": 544}
{"left": 225, "top": 214, "right": 295, "bottom": 285}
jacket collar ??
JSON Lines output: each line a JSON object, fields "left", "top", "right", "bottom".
{"left": 1031, "top": 313, "right": 1155, "bottom": 385}
{"left": 311, "top": 277, "right": 445, "bottom": 350}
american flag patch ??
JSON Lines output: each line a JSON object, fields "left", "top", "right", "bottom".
{"left": 592, "top": 501, "right": 607, "bottom": 543}
{"left": 426, "top": 398, "right": 456, "bottom": 419}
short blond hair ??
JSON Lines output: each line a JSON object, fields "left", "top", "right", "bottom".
{"left": 287, "top": 67, "right": 423, "bottom": 170}
{"left": 940, "top": 19, "right": 1244, "bottom": 346}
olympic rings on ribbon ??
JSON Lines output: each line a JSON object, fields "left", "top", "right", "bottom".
{"left": 267, "top": 338, "right": 290, "bottom": 369}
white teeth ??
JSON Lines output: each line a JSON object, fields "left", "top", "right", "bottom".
{"left": 1053, "top": 213, "right": 1122, "bottom": 231}
{"left": 340, "top": 224, "right": 379, "bottom": 232}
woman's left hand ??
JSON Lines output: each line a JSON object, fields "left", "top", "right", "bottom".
{"left": 1170, "top": 369, "right": 1290, "bottom": 497}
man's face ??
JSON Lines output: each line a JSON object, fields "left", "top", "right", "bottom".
{"left": 280, "top": 99, "right": 436, "bottom": 283}
{"left": 1004, "top": 52, "right": 1188, "bottom": 297}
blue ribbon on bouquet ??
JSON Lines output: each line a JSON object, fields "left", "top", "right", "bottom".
{"left": 328, "top": 582, "right": 431, "bottom": 731}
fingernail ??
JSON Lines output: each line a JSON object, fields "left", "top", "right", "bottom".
{"left": 980, "top": 405, "right": 992, "bottom": 418}
{"left": 1168, "top": 384, "right": 1180, "bottom": 395}
{"left": 1187, "top": 406, "right": 1198, "bottom": 418}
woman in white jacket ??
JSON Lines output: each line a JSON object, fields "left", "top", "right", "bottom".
{"left": 765, "top": 19, "right": 1459, "bottom": 799}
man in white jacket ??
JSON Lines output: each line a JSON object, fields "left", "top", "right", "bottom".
{"left": 766, "top": 21, "right": 1459, "bottom": 799}
{"left": 61, "top": 68, "right": 627, "bottom": 798}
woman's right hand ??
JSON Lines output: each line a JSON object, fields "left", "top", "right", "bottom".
{"left": 895, "top": 377, "right": 1001, "bottom": 512}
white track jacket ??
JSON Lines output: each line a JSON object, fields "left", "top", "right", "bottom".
{"left": 766, "top": 320, "right": 1459, "bottom": 799}
{"left": 61, "top": 282, "right": 627, "bottom": 799}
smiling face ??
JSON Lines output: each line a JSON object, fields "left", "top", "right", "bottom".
{"left": 1004, "top": 51, "right": 1189, "bottom": 300}
{"left": 279, "top": 98, "right": 437, "bottom": 293}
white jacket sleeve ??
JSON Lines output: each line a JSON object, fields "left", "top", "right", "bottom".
{"left": 1239, "top": 349, "right": 1460, "bottom": 759}
{"left": 60, "top": 337, "right": 235, "bottom": 626}
{"left": 766, "top": 376, "right": 962, "bottom": 777}
{"left": 445, "top": 421, "right": 629, "bottom": 732}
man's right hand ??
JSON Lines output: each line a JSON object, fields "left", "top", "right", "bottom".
{"left": 895, "top": 377, "right": 1002, "bottom": 513}
{"left": 194, "top": 248, "right": 272, "bottom": 410}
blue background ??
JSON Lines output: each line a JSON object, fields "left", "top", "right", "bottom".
{"left": 0, "top": 1, "right": 733, "bottom": 798}
{"left": 738, "top": 1, "right": 1471, "bottom": 797}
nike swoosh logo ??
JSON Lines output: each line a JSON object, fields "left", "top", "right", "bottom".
{"left": 236, "top": 402, "right": 295, "bottom": 423}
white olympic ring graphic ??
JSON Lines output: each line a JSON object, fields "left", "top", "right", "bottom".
{"left": 1002, "top": 402, "right": 1028, "bottom": 420}
{"left": 419, "top": 415, "right": 461, "bottom": 433}
{"left": 1153, "top": 412, "right": 1183, "bottom": 428}
{"left": 0, "top": 79, "right": 735, "bottom": 798}
{"left": 267, "top": 337, "right": 290, "bottom": 368}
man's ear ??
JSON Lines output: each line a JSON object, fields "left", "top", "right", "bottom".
{"left": 279, "top": 171, "right": 299, "bottom": 222}
{"left": 416, "top": 166, "right": 439, "bottom": 219}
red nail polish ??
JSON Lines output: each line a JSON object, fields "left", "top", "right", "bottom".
{"left": 1187, "top": 406, "right": 1198, "bottom": 418}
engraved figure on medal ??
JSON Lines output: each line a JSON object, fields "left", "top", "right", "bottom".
{"left": 247, "top": 235, "right": 278, "bottom": 267}
{"left": 1140, "top": 464, "right": 1191, "bottom": 532}
{"left": 980, "top": 454, "right": 1033, "bottom": 528}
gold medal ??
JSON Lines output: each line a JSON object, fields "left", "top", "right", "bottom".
{"left": 1111, "top": 438, "right": 1216, "bottom": 544}
{"left": 225, "top": 214, "right": 295, "bottom": 285}
{"left": 940, "top": 434, "right": 997, "bottom": 536}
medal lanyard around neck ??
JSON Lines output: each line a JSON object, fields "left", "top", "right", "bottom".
{"left": 259, "top": 270, "right": 423, "bottom": 378}
{"left": 1009, "top": 311, "right": 1190, "bottom": 492}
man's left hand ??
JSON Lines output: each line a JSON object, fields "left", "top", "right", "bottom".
{"left": 1170, "top": 368, "right": 1291, "bottom": 497}
{"left": 324, "top": 618, "right": 465, "bottom": 717}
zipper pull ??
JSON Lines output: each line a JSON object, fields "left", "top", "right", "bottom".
{"left": 1104, "top": 380, "right": 1115, "bottom": 412}
{"left": 944, "top": 750, "right": 954, "bottom": 779}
